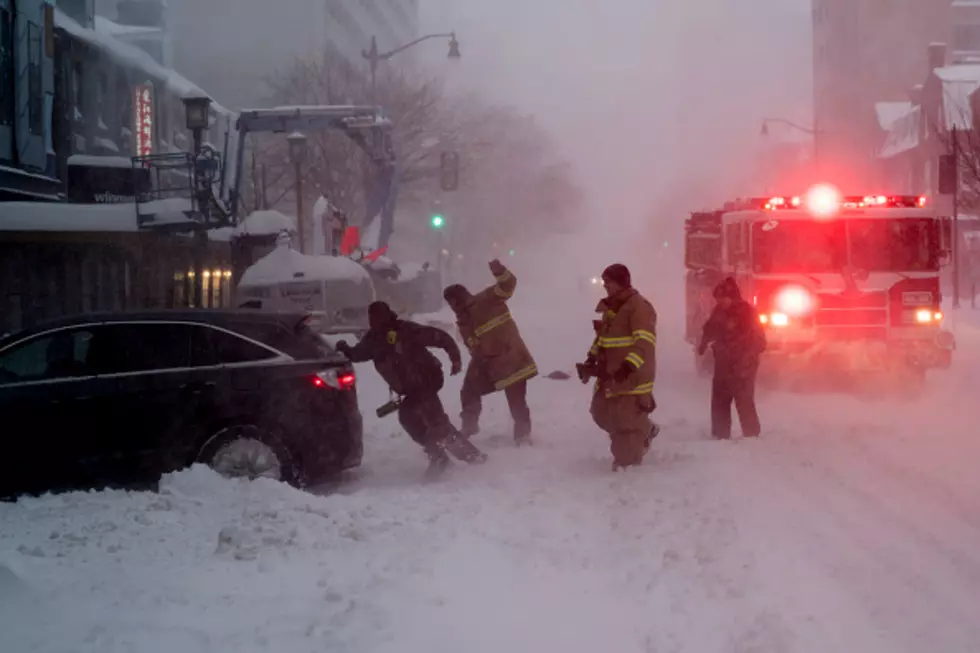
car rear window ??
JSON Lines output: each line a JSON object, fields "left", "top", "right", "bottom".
{"left": 229, "top": 320, "right": 333, "bottom": 360}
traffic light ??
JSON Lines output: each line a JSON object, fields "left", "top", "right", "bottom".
{"left": 431, "top": 214, "right": 445, "bottom": 229}
{"left": 440, "top": 151, "right": 459, "bottom": 192}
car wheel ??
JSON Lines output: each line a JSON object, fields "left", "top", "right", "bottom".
{"left": 197, "top": 425, "right": 298, "bottom": 485}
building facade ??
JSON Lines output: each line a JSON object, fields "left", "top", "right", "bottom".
{"left": 812, "top": 0, "right": 953, "bottom": 187}
{"left": 167, "top": 0, "right": 419, "bottom": 108}
{"left": 1, "top": 0, "right": 60, "bottom": 200}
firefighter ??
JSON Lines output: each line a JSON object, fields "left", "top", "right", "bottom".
{"left": 336, "top": 301, "right": 488, "bottom": 474}
{"left": 580, "top": 263, "right": 660, "bottom": 471}
{"left": 697, "top": 277, "right": 766, "bottom": 439}
{"left": 443, "top": 259, "right": 537, "bottom": 446}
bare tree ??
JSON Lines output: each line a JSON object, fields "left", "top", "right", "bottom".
{"left": 244, "top": 47, "right": 585, "bottom": 254}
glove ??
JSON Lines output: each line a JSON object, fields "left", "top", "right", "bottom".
{"left": 613, "top": 361, "right": 632, "bottom": 383}
{"left": 697, "top": 341, "right": 707, "bottom": 356}
{"left": 488, "top": 259, "right": 505, "bottom": 276}
{"left": 450, "top": 360, "right": 462, "bottom": 376}
{"left": 575, "top": 362, "right": 593, "bottom": 384}
{"left": 335, "top": 340, "right": 351, "bottom": 356}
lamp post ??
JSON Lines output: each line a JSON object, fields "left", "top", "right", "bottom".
{"left": 362, "top": 31, "right": 460, "bottom": 104}
{"left": 182, "top": 95, "right": 212, "bottom": 156}
{"left": 182, "top": 94, "right": 212, "bottom": 308}
{"left": 287, "top": 131, "right": 308, "bottom": 254}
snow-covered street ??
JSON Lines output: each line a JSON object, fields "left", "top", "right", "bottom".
{"left": 3, "top": 282, "right": 980, "bottom": 653}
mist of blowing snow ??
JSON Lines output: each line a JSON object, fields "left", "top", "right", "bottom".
{"left": 420, "top": 0, "right": 812, "bottom": 242}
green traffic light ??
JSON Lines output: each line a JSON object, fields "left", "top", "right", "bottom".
{"left": 431, "top": 214, "right": 445, "bottom": 228}
{"left": 508, "top": 249, "right": 515, "bottom": 256}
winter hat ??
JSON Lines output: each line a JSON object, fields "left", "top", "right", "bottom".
{"left": 713, "top": 277, "right": 741, "bottom": 299}
{"left": 368, "top": 301, "right": 397, "bottom": 324}
{"left": 443, "top": 284, "right": 470, "bottom": 304}
{"left": 601, "top": 263, "right": 631, "bottom": 288}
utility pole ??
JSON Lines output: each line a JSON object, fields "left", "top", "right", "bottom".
{"left": 952, "top": 126, "right": 961, "bottom": 309}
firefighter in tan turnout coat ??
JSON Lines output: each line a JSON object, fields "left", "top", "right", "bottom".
{"left": 581, "top": 263, "right": 660, "bottom": 470}
{"left": 444, "top": 259, "right": 538, "bottom": 446}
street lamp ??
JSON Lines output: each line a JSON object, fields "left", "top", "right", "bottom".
{"left": 760, "top": 117, "right": 820, "bottom": 137}
{"left": 182, "top": 94, "right": 213, "bottom": 308}
{"left": 287, "top": 131, "right": 308, "bottom": 253}
{"left": 182, "top": 95, "right": 212, "bottom": 151}
{"left": 363, "top": 31, "right": 460, "bottom": 104}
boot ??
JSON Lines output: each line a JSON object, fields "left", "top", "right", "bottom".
{"left": 424, "top": 445, "right": 451, "bottom": 478}
{"left": 643, "top": 423, "right": 661, "bottom": 455}
{"left": 459, "top": 421, "right": 480, "bottom": 438}
{"left": 514, "top": 422, "right": 532, "bottom": 447}
{"left": 444, "top": 431, "right": 489, "bottom": 464}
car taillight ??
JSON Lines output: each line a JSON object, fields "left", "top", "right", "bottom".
{"left": 313, "top": 369, "right": 356, "bottom": 390}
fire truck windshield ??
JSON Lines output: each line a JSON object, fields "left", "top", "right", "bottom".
{"left": 752, "top": 220, "right": 846, "bottom": 273}
{"left": 752, "top": 218, "right": 939, "bottom": 273}
{"left": 848, "top": 219, "right": 939, "bottom": 271}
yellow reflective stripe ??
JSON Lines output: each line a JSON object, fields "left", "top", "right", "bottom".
{"left": 495, "top": 363, "right": 538, "bottom": 390}
{"left": 495, "top": 270, "right": 513, "bottom": 283}
{"left": 633, "top": 330, "right": 656, "bottom": 346}
{"left": 475, "top": 311, "right": 512, "bottom": 336}
{"left": 625, "top": 352, "right": 644, "bottom": 368}
{"left": 494, "top": 285, "right": 514, "bottom": 298}
{"left": 598, "top": 336, "right": 633, "bottom": 348}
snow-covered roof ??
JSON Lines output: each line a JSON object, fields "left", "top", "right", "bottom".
{"left": 879, "top": 105, "right": 921, "bottom": 159}
{"left": 875, "top": 101, "right": 913, "bottom": 131}
{"left": 238, "top": 242, "right": 372, "bottom": 287}
{"left": 209, "top": 210, "right": 297, "bottom": 241}
{"left": 94, "top": 15, "right": 162, "bottom": 38}
{"left": 0, "top": 199, "right": 195, "bottom": 232}
{"left": 55, "top": 10, "right": 232, "bottom": 118}
{"left": 934, "top": 64, "right": 980, "bottom": 129}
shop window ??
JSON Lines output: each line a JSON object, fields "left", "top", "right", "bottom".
{"left": 0, "top": 8, "right": 13, "bottom": 127}
{"left": 27, "top": 22, "right": 42, "bottom": 135}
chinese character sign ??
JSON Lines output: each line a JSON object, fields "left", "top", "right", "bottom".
{"left": 134, "top": 85, "right": 154, "bottom": 157}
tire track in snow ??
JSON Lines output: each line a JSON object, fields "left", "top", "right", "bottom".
{"left": 724, "top": 438, "right": 980, "bottom": 652}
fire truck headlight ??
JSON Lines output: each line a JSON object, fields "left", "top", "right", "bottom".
{"left": 769, "top": 312, "right": 790, "bottom": 327}
{"left": 915, "top": 309, "right": 940, "bottom": 323}
{"left": 805, "top": 183, "right": 841, "bottom": 218}
{"left": 774, "top": 284, "right": 816, "bottom": 316}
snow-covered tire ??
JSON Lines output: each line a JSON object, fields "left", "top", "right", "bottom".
{"left": 197, "top": 425, "right": 298, "bottom": 486}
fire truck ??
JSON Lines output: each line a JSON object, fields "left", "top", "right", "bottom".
{"left": 684, "top": 184, "right": 956, "bottom": 386}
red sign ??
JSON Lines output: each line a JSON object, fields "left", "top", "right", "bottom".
{"left": 134, "top": 84, "right": 154, "bottom": 157}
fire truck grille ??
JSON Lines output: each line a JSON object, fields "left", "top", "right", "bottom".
{"left": 814, "top": 292, "right": 889, "bottom": 339}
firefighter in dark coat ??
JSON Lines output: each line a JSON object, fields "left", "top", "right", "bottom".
{"left": 336, "top": 301, "right": 487, "bottom": 473}
{"left": 697, "top": 277, "right": 766, "bottom": 439}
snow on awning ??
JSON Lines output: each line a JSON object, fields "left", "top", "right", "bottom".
{"left": 54, "top": 10, "right": 233, "bottom": 118}
{"left": 879, "top": 105, "right": 921, "bottom": 159}
{"left": 935, "top": 64, "right": 980, "bottom": 130}
{"left": 875, "top": 101, "right": 913, "bottom": 131}
{"left": 0, "top": 199, "right": 196, "bottom": 233}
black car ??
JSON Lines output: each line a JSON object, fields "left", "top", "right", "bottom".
{"left": 0, "top": 309, "right": 363, "bottom": 499}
